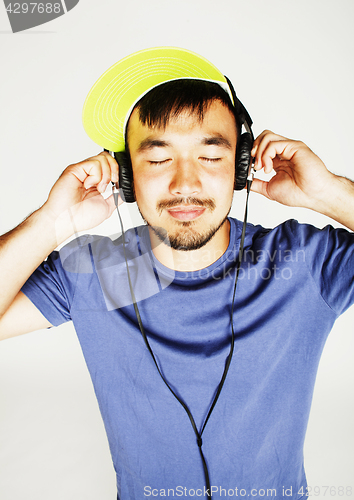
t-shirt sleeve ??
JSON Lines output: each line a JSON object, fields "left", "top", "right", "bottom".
{"left": 289, "top": 220, "right": 354, "bottom": 316}
{"left": 20, "top": 235, "right": 94, "bottom": 327}
{"left": 21, "top": 251, "right": 73, "bottom": 327}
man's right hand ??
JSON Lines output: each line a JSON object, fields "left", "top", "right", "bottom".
{"left": 0, "top": 151, "right": 123, "bottom": 339}
{"left": 42, "top": 151, "right": 123, "bottom": 243}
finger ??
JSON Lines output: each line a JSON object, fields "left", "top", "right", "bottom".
{"left": 68, "top": 157, "right": 109, "bottom": 193}
{"left": 105, "top": 192, "right": 124, "bottom": 211}
{"left": 100, "top": 151, "right": 119, "bottom": 184}
{"left": 254, "top": 134, "right": 286, "bottom": 169}
{"left": 251, "top": 129, "right": 275, "bottom": 158}
{"left": 82, "top": 156, "right": 112, "bottom": 193}
{"left": 260, "top": 142, "right": 285, "bottom": 175}
{"left": 249, "top": 178, "right": 271, "bottom": 199}
{"left": 251, "top": 131, "right": 288, "bottom": 170}
{"left": 251, "top": 129, "right": 272, "bottom": 153}
{"left": 97, "top": 154, "right": 114, "bottom": 192}
{"left": 260, "top": 140, "right": 302, "bottom": 175}
{"left": 86, "top": 152, "right": 119, "bottom": 192}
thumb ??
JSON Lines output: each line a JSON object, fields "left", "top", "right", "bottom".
{"left": 105, "top": 192, "right": 124, "bottom": 213}
{"left": 250, "top": 178, "right": 271, "bottom": 200}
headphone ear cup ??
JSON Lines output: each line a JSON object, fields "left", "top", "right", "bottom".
{"left": 235, "top": 132, "right": 253, "bottom": 191}
{"left": 114, "top": 152, "right": 135, "bottom": 203}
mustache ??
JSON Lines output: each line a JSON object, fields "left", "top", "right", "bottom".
{"left": 156, "top": 197, "right": 216, "bottom": 215}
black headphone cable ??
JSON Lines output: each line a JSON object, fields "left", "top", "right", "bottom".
{"left": 112, "top": 175, "right": 252, "bottom": 499}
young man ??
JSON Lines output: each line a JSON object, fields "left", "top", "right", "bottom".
{"left": 0, "top": 47, "right": 353, "bottom": 499}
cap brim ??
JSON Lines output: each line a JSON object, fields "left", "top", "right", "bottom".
{"left": 82, "top": 47, "right": 230, "bottom": 152}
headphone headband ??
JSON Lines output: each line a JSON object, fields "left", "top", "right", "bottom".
{"left": 224, "top": 76, "right": 254, "bottom": 140}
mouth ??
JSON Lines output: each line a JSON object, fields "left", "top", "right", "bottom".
{"left": 167, "top": 206, "right": 206, "bottom": 221}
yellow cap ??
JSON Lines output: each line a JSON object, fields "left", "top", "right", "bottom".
{"left": 82, "top": 46, "right": 230, "bottom": 152}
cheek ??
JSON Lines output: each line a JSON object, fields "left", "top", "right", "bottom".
{"left": 133, "top": 163, "right": 235, "bottom": 205}
{"left": 208, "top": 167, "right": 235, "bottom": 197}
{"left": 133, "top": 172, "right": 165, "bottom": 210}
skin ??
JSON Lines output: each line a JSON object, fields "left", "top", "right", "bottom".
{"left": 1, "top": 103, "right": 354, "bottom": 338}
{"left": 126, "top": 101, "right": 237, "bottom": 271}
{"left": 250, "top": 130, "right": 354, "bottom": 230}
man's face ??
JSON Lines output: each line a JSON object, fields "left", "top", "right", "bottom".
{"left": 127, "top": 100, "right": 237, "bottom": 252}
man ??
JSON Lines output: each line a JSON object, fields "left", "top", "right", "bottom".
{"left": 0, "top": 47, "right": 353, "bottom": 499}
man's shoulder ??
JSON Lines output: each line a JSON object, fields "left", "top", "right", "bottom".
{"left": 230, "top": 216, "right": 300, "bottom": 242}
{"left": 229, "top": 216, "right": 352, "bottom": 251}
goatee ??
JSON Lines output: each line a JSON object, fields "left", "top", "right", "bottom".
{"left": 137, "top": 197, "right": 231, "bottom": 251}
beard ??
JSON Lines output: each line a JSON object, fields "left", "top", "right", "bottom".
{"left": 151, "top": 216, "right": 230, "bottom": 251}
{"left": 137, "top": 196, "right": 232, "bottom": 251}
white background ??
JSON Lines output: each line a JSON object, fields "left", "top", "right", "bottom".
{"left": 0, "top": 1, "right": 353, "bottom": 499}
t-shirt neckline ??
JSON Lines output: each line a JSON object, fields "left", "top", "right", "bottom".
{"left": 142, "top": 217, "right": 240, "bottom": 285}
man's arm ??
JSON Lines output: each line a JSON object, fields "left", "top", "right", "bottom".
{"left": 250, "top": 130, "right": 354, "bottom": 231}
{"left": 0, "top": 151, "right": 121, "bottom": 341}
{"left": 0, "top": 210, "right": 59, "bottom": 340}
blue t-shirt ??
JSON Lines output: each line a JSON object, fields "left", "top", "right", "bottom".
{"left": 21, "top": 218, "right": 354, "bottom": 499}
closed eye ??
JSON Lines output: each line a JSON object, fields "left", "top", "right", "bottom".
{"left": 148, "top": 159, "right": 171, "bottom": 166}
{"left": 148, "top": 157, "right": 222, "bottom": 166}
{"left": 200, "top": 157, "right": 222, "bottom": 163}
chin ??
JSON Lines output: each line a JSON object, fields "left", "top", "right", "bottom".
{"left": 150, "top": 216, "right": 229, "bottom": 251}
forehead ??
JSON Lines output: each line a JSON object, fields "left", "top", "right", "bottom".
{"left": 126, "top": 100, "right": 237, "bottom": 150}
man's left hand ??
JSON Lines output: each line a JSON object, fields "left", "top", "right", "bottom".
{"left": 250, "top": 130, "right": 354, "bottom": 231}
{"left": 250, "top": 130, "right": 334, "bottom": 211}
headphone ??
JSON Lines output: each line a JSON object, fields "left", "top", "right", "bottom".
{"left": 113, "top": 76, "right": 254, "bottom": 203}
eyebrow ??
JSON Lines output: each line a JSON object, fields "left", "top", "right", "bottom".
{"left": 201, "top": 135, "right": 232, "bottom": 149}
{"left": 137, "top": 138, "right": 171, "bottom": 153}
{"left": 137, "top": 134, "right": 232, "bottom": 153}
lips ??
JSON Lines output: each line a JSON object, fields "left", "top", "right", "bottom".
{"left": 167, "top": 206, "right": 206, "bottom": 221}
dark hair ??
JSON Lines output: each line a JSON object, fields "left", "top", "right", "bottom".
{"left": 128, "top": 79, "right": 241, "bottom": 139}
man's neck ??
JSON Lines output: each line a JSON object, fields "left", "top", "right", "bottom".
{"left": 149, "top": 219, "right": 231, "bottom": 272}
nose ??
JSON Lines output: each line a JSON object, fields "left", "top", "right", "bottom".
{"left": 169, "top": 159, "right": 202, "bottom": 197}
